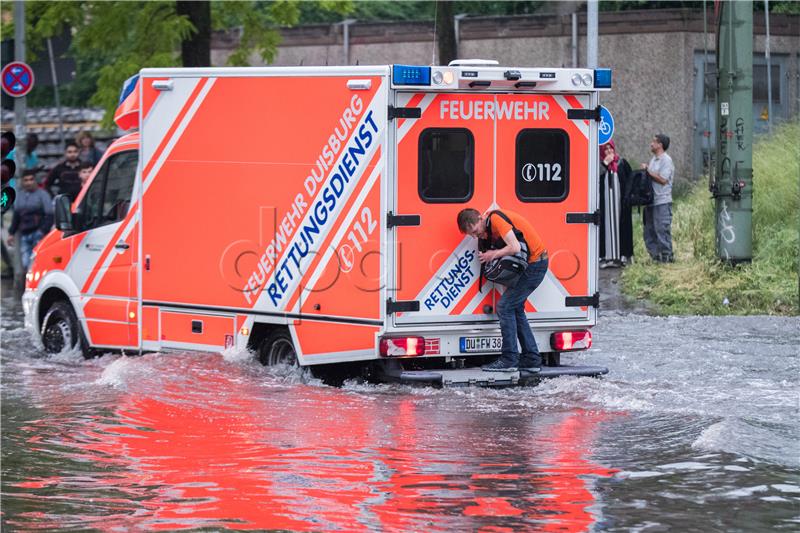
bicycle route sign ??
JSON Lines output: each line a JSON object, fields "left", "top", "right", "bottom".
{"left": 2, "top": 62, "right": 35, "bottom": 98}
{"left": 599, "top": 105, "right": 614, "bottom": 145}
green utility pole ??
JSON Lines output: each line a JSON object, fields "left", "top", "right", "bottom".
{"left": 713, "top": 0, "right": 753, "bottom": 264}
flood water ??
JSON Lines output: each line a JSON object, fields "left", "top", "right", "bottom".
{"left": 2, "top": 283, "right": 799, "bottom": 531}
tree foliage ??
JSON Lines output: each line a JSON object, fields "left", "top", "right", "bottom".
{"left": 295, "top": 1, "right": 544, "bottom": 24}
{"left": 1, "top": 1, "right": 349, "bottom": 126}
{"left": 3, "top": 0, "right": 796, "bottom": 123}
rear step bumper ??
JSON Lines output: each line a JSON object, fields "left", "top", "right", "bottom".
{"left": 378, "top": 364, "right": 609, "bottom": 387}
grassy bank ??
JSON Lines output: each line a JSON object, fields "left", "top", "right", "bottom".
{"left": 621, "top": 120, "right": 799, "bottom": 315}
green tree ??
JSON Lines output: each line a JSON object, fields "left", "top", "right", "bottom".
{"left": 1, "top": 1, "right": 350, "bottom": 126}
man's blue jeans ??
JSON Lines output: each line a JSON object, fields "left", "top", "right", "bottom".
{"left": 19, "top": 230, "right": 44, "bottom": 271}
{"left": 496, "top": 257, "right": 549, "bottom": 366}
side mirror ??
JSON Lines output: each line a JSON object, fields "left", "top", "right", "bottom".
{"left": 54, "top": 194, "right": 74, "bottom": 232}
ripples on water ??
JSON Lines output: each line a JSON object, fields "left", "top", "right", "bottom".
{"left": 2, "top": 291, "right": 799, "bottom": 531}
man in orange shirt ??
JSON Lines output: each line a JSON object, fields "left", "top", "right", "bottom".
{"left": 458, "top": 208, "right": 549, "bottom": 372}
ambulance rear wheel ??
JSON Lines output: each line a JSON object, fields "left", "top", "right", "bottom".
{"left": 258, "top": 330, "right": 298, "bottom": 367}
{"left": 41, "top": 301, "right": 88, "bottom": 357}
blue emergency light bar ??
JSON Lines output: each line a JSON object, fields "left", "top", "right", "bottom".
{"left": 392, "top": 65, "right": 431, "bottom": 86}
{"left": 594, "top": 68, "right": 612, "bottom": 89}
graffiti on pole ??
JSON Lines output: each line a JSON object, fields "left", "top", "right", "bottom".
{"left": 735, "top": 117, "right": 746, "bottom": 151}
{"left": 718, "top": 199, "right": 736, "bottom": 247}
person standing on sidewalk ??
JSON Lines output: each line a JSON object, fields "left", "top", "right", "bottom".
{"left": 641, "top": 133, "right": 675, "bottom": 263}
{"left": 600, "top": 141, "right": 635, "bottom": 268}
{"left": 457, "top": 208, "right": 548, "bottom": 373}
{"left": 7, "top": 170, "right": 53, "bottom": 272}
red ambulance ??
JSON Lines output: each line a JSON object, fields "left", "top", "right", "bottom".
{"left": 23, "top": 61, "right": 610, "bottom": 386}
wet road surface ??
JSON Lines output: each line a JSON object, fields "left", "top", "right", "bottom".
{"left": 2, "top": 282, "right": 799, "bottom": 531}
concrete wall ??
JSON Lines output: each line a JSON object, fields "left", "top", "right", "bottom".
{"left": 211, "top": 9, "right": 800, "bottom": 186}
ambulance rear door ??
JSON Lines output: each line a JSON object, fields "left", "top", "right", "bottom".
{"left": 390, "top": 91, "right": 498, "bottom": 326}
{"left": 495, "top": 91, "right": 597, "bottom": 324}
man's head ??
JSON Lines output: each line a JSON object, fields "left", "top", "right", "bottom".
{"left": 650, "top": 133, "right": 670, "bottom": 154}
{"left": 457, "top": 208, "right": 487, "bottom": 239}
{"left": 25, "top": 133, "right": 39, "bottom": 152}
{"left": 79, "top": 161, "right": 94, "bottom": 185}
{"left": 65, "top": 141, "right": 80, "bottom": 162}
{"left": 21, "top": 170, "right": 38, "bottom": 192}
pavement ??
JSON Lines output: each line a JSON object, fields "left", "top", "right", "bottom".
{"left": 598, "top": 263, "right": 654, "bottom": 315}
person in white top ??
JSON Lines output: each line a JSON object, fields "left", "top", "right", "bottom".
{"left": 640, "top": 134, "right": 675, "bottom": 262}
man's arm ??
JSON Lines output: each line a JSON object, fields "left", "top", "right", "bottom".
{"left": 8, "top": 210, "right": 20, "bottom": 242}
{"left": 640, "top": 163, "right": 668, "bottom": 185}
{"left": 45, "top": 165, "right": 59, "bottom": 195}
{"left": 38, "top": 190, "right": 54, "bottom": 233}
{"left": 641, "top": 160, "right": 674, "bottom": 186}
{"left": 478, "top": 229, "right": 521, "bottom": 263}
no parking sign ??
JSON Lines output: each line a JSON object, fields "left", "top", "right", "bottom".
{"left": 2, "top": 61, "right": 35, "bottom": 97}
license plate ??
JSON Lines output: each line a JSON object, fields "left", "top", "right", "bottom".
{"left": 459, "top": 336, "right": 502, "bottom": 353}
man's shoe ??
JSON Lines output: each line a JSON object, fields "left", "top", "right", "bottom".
{"left": 482, "top": 357, "right": 518, "bottom": 372}
{"left": 518, "top": 356, "right": 542, "bottom": 371}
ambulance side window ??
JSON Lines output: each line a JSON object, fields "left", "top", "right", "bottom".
{"left": 75, "top": 150, "right": 137, "bottom": 232}
{"left": 75, "top": 166, "right": 106, "bottom": 232}
{"left": 101, "top": 151, "right": 137, "bottom": 224}
{"left": 418, "top": 128, "right": 474, "bottom": 203}
{"left": 516, "top": 129, "right": 569, "bottom": 202}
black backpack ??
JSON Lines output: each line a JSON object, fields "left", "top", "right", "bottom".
{"left": 478, "top": 211, "right": 530, "bottom": 287}
{"left": 627, "top": 168, "right": 654, "bottom": 207}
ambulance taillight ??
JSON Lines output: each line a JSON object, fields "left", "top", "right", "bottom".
{"left": 550, "top": 331, "right": 593, "bottom": 351}
{"left": 379, "top": 337, "right": 426, "bottom": 357}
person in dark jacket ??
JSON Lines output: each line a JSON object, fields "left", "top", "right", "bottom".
{"left": 46, "top": 142, "right": 82, "bottom": 201}
{"left": 7, "top": 170, "right": 53, "bottom": 271}
{"left": 599, "top": 141, "right": 634, "bottom": 267}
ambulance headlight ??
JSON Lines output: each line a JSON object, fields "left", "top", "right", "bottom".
{"left": 581, "top": 73, "right": 593, "bottom": 86}
{"left": 571, "top": 74, "right": 582, "bottom": 86}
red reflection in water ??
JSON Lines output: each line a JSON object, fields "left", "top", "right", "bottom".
{"left": 8, "top": 356, "right": 618, "bottom": 531}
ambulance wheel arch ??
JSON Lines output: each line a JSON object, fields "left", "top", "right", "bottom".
{"left": 39, "top": 293, "right": 91, "bottom": 357}
{"left": 35, "top": 274, "right": 93, "bottom": 357}
{"left": 248, "top": 324, "right": 298, "bottom": 367}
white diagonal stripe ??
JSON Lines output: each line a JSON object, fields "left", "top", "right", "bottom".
{"left": 143, "top": 78, "right": 217, "bottom": 191}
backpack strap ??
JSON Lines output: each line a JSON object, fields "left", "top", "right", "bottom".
{"left": 487, "top": 210, "right": 530, "bottom": 261}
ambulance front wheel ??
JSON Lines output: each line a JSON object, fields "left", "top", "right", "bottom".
{"left": 40, "top": 301, "right": 89, "bottom": 357}
{"left": 258, "top": 329, "right": 298, "bottom": 367}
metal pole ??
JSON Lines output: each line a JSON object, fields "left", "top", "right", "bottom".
{"left": 454, "top": 14, "right": 467, "bottom": 59}
{"left": 47, "top": 38, "right": 66, "bottom": 152}
{"left": 11, "top": 0, "right": 27, "bottom": 288}
{"left": 714, "top": 0, "right": 753, "bottom": 263}
{"left": 703, "top": 0, "right": 715, "bottom": 191}
{"left": 13, "top": 1, "right": 26, "bottom": 176}
{"left": 586, "top": 0, "right": 598, "bottom": 68}
{"left": 764, "top": 0, "right": 773, "bottom": 134}
{"left": 572, "top": 12, "right": 578, "bottom": 68}
{"left": 341, "top": 19, "right": 355, "bottom": 66}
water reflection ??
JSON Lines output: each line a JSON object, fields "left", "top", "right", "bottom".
{"left": 4, "top": 354, "right": 616, "bottom": 531}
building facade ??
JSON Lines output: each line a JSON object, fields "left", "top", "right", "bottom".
{"left": 212, "top": 8, "right": 800, "bottom": 187}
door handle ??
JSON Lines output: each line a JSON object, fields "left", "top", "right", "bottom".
{"left": 115, "top": 241, "right": 130, "bottom": 250}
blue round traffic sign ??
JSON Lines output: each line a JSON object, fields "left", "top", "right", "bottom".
{"left": 2, "top": 62, "right": 35, "bottom": 97}
{"left": 599, "top": 105, "right": 614, "bottom": 145}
